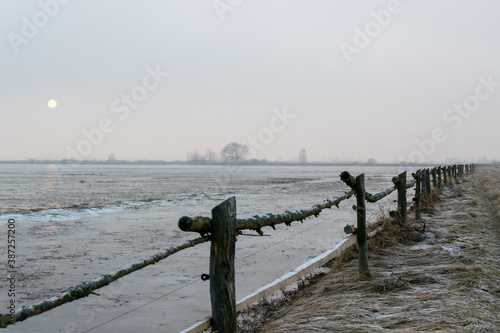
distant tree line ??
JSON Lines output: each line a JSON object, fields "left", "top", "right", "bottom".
{"left": 187, "top": 143, "right": 312, "bottom": 165}
{"left": 187, "top": 142, "right": 251, "bottom": 164}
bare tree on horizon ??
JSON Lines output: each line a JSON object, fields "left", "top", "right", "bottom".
{"left": 205, "top": 149, "right": 218, "bottom": 163}
{"left": 187, "top": 150, "right": 204, "bottom": 163}
{"left": 220, "top": 143, "right": 249, "bottom": 164}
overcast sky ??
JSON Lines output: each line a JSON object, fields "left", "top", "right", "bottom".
{"left": 1, "top": 0, "right": 499, "bottom": 163}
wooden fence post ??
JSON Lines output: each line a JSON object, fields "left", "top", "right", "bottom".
{"left": 421, "top": 169, "right": 427, "bottom": 197}
{"left": 465, "top": 164, "right": 469, "bottom": 174}
{"left": 394, "top": 171, "right": 407, "bottom": 224}
{"left": 431, "top": 168, "right": 437, "bottom": 188}
{"left": 414, "top": 170, "right": 421, "bottom": 220}
{"left": 210, "top": 197, "right": 237, "bottom": 333}
{"left": 355, "top": 174, "right": 369, "bottom": 277}
{"left": 453, "top": 165, "right": 458, "bottom": 183}
{"left": 443, "top": 166, "right": 448, "bottom": 186}
{"left": 425, "top": 169, "right": 431, "bottom": 196}
{"left": 448, "top": 166, "right": 452, "bottom": 185}
{"left": 437, "top": 166, "right": 442, "bottom": 189}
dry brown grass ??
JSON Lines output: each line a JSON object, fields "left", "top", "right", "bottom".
{"left": 415, "top": 188, "right": 441, "bottom": 215}
{"left": 236, "top": 273, "right": 327, "bottom": 333}
{"left": 256, "top": 168, "right": 500, "bottom": 333}
{"left": 479, "top": 167, "right": 500, "bottom": 236}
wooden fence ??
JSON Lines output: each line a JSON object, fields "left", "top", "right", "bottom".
{"left": 0, "top": 164, "right": 475, "bottom": 332}
{"left": 179, "top": 163, "right": 474, "bottom": 333}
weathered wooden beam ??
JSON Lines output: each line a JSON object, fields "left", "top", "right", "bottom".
{"left": 443, "top": 166, "right": 448, "bottom": 186}
{"left": 0, "top": 237, "right": 210, "bottom": 328}
{"left": 179, "top": 216, "right": 211, "bottom": 237}
{"left": 421, "top": 169, "right": 427, "bottom": 196}
{"left": 393, "top": 171, "right": 407, "bottom": 224}
{"left": 365, "top": 185, "right": 396, "bottom": 203}
{"left": 431, "top": 168, "right": 437, "bottom": 188}
{"left": 437, "top": 166, "right": 442, "bottom": 189}
{"left": 341, "top": 171, "right": 412, "bottom": 204}
{"left": 425, "top": 168, "right": 431, "bottom": 196}
{"left": 340, "top": 171, "right": 356, "bottom": 189}
{"left": 210, "top": 197, "right": 237, "bottom": 333}
{"left": 406, "top": 180, "right": 417, "bottom": 189}
{"left": 365, "top": 180, "right": 415, "bottom": 204}
{"left": 179, "top": 190, "right": 355, "bottom": 236}
{"left": 355, "top": 174, "right": 369, "bottom": 277}
{"left": 413, "top": 170, "right": 421, "bottom": 220}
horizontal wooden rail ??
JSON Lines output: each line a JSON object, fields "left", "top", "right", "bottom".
{"left": 340, "top": 171, "right": 415, "bottom": 204}
{"left": 0, "top": 237, "right": 209, "bottom": 328}
{"left": 365, "top": 180, "right": 416, "bottom": 203}
{"left": 366, "top": 185, "right": 397, "bottom": 203}
{"left": 179, "top": 190, "right": 355, "bottom": 236}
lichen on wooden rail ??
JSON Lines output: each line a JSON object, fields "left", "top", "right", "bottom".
{"left": 340, "top": 171, "right": 416, "bottom": 203}
{"left": 367, "top": 180, "right": 415, "bottom": 203}
{"left": 179, "top": 190, "right": 356, "bottom": 236}
{"left": 0, "top": 237, "right": 209, "bottom": 328}
{"left": 365, "top": 186, "right": 397, "bottom": 203}
{"left": 407, "top": 180, "right": 417, "bottom": 189}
